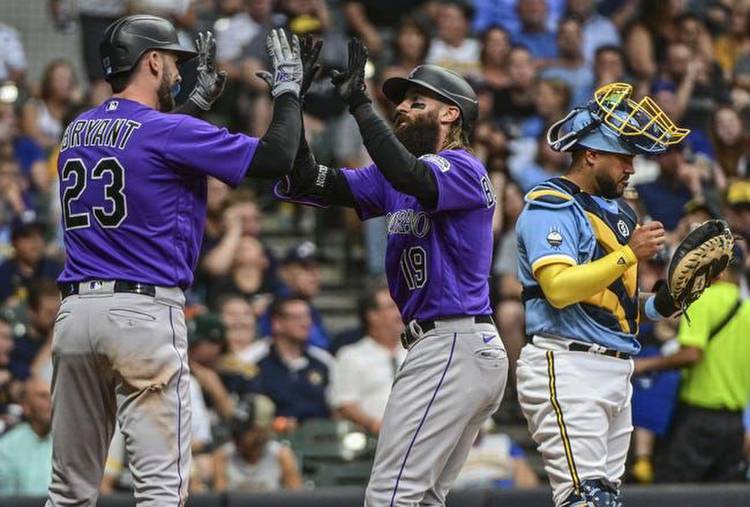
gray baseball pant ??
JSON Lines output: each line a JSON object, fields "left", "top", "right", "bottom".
{"left": 365, "top": 317, "right": 508, "bottom": 507}
{"left": 45, "top": 282, "right": 190, "bottom": 507}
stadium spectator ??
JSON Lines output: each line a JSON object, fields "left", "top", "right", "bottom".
{"left": 254, "top": 296, "right": 332, "bottom": 422}
{"left": 20, "top": 59, "right": 80, "bottom": 153}
{"left": 565, "top": 0, "right": 620, "bottom": 64}
{"left": 659, "top": 41, "right": 730, "bottom": 132}
{"left": 0, "top": 316, "right": 15, "bottom": 434}
{"left": 259, "top": 242, "right": 330, "bottom": 349}
{"left": 213, "top": 393, "right": 302, "bottom": 491}
{"left": 381, "top": 17, "right": 431, "bottom": 81}
{"left": 453, "top": 422, "right": 539, "bottom": 489}
{"left": 329, "top": 284, "right": 404, "bottom": 435}
{"left": 8, "top": 279, "right": 59, "bottom": 383}
{"left": 49, "top": 0, "right": 126, "bottom": 101}
{"left": 492, "top": 45, "right": 538, "bottom": 135}
{"left": 541, "top": 16, "right": 593, "bottom": 107}
{"left": 205, "top": 235, "right": 274, "bottom": 305}
{"left": 512, "top": 0, "right": 557, "bottom": 62}
{"left": 0, "top": 217, "right": 62, "bottom": 307}
{"left": 491, "top": 180, "right": 525, "bottom": 376}
{"left": 0, "top": 22, "right": 27, "bottom": 85}
{"left": 674, "top": 13, "right": 714, "bottom": 65}
{"left": 591, "top": 44, "right": 627, "bottom": 92}
{"left": 214, "top": 0, "right": 273, "bottom": 78}
{"left": 218, "top": 294, "right": 262, "bottom": 361}
{"left": 342, "top": 0, "right": 429, "bottom": 61}
{"left": 0, "top": 376, "right": 52, "bottom": 495}
{"left": 425, "top": 1, "right": 480, "bottom": 77}
{"left": 713, "top": 3, "right": 750, "bottom": 81}
{"left": 710, "top": 106, "right": 749, "bottom": 179}
{"left": 474, "top": 0, "right": 565, "bottom": 36}
{"left": 0, "top": 159, "right": 29, "bottom": 254}
{"left": 479, "top": 25, "right": 512, "bottom": 91}
{"left": 635, "top": 145, "right": 704, "bottom": 231}
{"left": 188, "top": 313, "right": 236, "bottom": 421}
{"left": 633, "top": 244, "right": 750, "bottom": 482}
{"left": 516, "top": 77, "right": 570, "bottom": 142}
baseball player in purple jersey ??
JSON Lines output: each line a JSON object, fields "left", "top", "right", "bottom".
{"left": 274, "top": 39, "right": 508, "bottom": 506}
{"left": 46, "top": 15, "right": 309, "bottom": 507}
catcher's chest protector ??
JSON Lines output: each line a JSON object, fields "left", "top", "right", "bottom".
{"left": 546, "top": 178, "right": 640, "bottom": 334}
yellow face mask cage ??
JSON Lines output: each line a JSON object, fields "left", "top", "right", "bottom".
{"left": 593, "top": 82, "right": 691, "bottom": 147}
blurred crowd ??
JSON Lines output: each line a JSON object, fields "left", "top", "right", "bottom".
{"left": 1, "top": 0, "right": 750, "bottom": 497}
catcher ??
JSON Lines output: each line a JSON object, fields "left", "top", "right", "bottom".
{"left": 514, "top": 82, "right": 733, "bottom": 507}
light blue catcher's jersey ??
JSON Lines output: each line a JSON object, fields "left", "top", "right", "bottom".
{"left": 515, "top": 180, "right": 641, "bottom": 355}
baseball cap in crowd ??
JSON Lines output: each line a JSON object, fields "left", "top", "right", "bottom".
{"left": 11, "top": 212, "right": 46, "bottom": 242}
{"left": 683, "top": 197, "right": 722, "bottom": 219}
{"left": 282, "top": 241, "right": 320, "bottom": 266}
{"left": 726, "top": 180, "right": 750, "bottom": 209}
{"left": 187, "top": 312, "right": 225, "bottom": 347}
{"left": 230, "top": 393, "right": 277, "bottom": 436}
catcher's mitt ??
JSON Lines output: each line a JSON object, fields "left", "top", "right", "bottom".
{"left": 667, "top": 219, "right": 734, "bottom": 314}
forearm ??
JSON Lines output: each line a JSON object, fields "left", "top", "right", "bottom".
{"left": 201, "top": 228, "right": 242, "bottom": 275}
{"left": 337, "top": 403, "right": 379, "bottom": 433}
{"left": 247, "top": 93, "right": 302, "bottom": 179}
{"left": 536, "top": 246, "right": 637, "bottom": 309}
{"left": 351, "top": 103, "right": 438, "bottom": 207}
{"left": 635, "top": 347, "right": 702, "bottom": 374}
{"left": 276, "top": 121, "right": 356, "bottom": 207}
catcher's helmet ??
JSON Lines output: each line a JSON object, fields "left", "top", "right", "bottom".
{"left": 100, "top": 15, "right": 198, "bottom": 82}
{"left": 382, "top": 65, "right": 479, "bottom": 131}
{"left": 547, "top": 82, "right": 690, "bottom": 156}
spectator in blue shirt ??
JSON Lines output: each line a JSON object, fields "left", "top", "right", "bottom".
{"left": 254, "top": 297, "right": 332, "bottom": 422}
{"left": 541, "top": 16, "right": 593, "bottom": 107}
{"left": 512, "top": 0, "right": 558, "bottom": 62}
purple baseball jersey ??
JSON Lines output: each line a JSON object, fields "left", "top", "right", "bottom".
{"left": 343, "top": 149, "right": 496, "bottom": 322}
{"left": 57, "top": 98, "right": 258, "bottom": 288}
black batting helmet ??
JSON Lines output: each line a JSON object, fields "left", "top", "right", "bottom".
{"left": 100, "top": 15, "right": 198, "bottom": 82}
{"left": 382, "top": 65, "right": 479, "bottom": 131}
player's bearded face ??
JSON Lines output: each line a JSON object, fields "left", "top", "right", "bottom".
{"left": 157, "top": 68, "right": 176, "bottom": 112}
{"left": 594, "top": 169, "right": 622, "bottom": 199}
{"left": 394, "top": 109, "right": 441, "bottom": 156}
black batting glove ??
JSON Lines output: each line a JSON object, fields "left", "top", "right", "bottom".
{"left": 188, "top": 31, "right": 228, "bottom": 111}
{"left": 331, "top": 38, "right": 371, "bottom": 113}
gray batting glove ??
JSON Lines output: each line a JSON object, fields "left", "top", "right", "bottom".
{"left": 265, "top": 28, "right": 302, "bottom": 98}
{"left": 188, "top": 31, "right": 227, "bottom": 111}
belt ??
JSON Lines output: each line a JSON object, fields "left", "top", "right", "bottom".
{"left": 401, "top": 315, "right": 495, "bottom": 349}
{"left": 567, "top": 342, "right": 631, "bottom": 360}
{"left": 59, "top": 280, "right": 157, "bottom": 299}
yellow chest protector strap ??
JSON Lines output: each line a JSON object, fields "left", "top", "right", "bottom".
{"left": 534, "top": 246, "right": 637, "bottom": 309}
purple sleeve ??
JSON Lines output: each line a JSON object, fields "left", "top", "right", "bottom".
{"left": 341, "top": 164, "right": 388, "bottom": 219}
{"left": 163, "top": 115, "right": 258, "bottom": 188}
{"left": 421, "top": 151, "right": 496, "bottom": 212}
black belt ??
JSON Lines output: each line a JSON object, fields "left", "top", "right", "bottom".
{"left": 401, "top": 315, "right": 495, "bottom": 349}
{"left": 59, "top": 281, "right": 157, "bottom": 299}
{"left": 567, "top": 342, "right": 631, "bottom": 360}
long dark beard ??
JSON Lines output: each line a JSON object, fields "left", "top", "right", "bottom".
{"left": 157, "top": 72, "right": 175, "bottom": 112}
{"left": 394, "top": 111, "right": 441, "bottom": 156}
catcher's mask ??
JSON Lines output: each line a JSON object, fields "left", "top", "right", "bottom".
{"left": 547, "top": 82, "right": 690, "bottom": 156}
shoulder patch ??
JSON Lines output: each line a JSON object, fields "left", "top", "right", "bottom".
{"left": 525, "top": 188, "right": 575, "bottom": 209}
{"left": 420, "top": 154, "right": 451, "bottom": 173}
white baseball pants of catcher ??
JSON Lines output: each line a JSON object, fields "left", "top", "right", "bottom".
{"left": 365, "top": 317, "right": 508, "bottom": 507}
{"left": 45, "top": 281, "right": 190, "bottom": 507}
{"left": 517, "top": 335, "right": 634, "bottom": 507}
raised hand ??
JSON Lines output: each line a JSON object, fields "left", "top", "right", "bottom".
{"left": 257, "top": 34, "right": 322, "bottom": 99}
{"left": 188, "top": 31, "right": 228, "bottom": 111}
{"left": 331, "top": 38, "right": 370, "bottom": 111}
{"left": 263, "top": 28, "right": 303, "bottom": 98}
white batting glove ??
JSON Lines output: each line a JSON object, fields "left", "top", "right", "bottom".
{"left": 265, "top": 28, "right": 302, "bottom": 98}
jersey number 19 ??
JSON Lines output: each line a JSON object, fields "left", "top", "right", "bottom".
{"left": 62, "top": 158, "right": 127, "bottom": 230}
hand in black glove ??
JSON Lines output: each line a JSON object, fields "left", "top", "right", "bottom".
{"left": 331, "top": 38, "right": 371, "bottom": 112}
{"left": 188, "top": 31, "right": 228, "bottom": 111}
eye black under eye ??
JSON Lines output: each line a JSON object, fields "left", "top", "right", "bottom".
{"left": 411, "top": 102, "right": 426, "bottom": 110}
